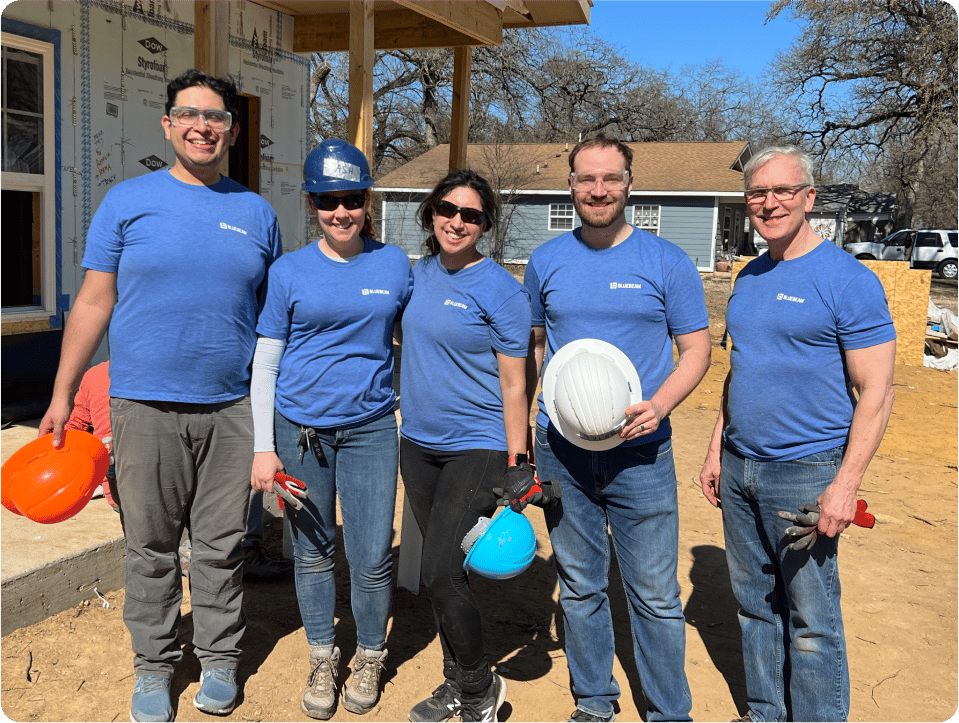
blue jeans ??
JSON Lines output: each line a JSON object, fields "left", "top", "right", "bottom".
{"left": 720, "top": 444, "right": 848, "bottom": 722}
{"left": 536, "top": 424, "right": 692, "bottom": 721}
{"left": 275, "top": 409, "right": 398, "bottom": 651}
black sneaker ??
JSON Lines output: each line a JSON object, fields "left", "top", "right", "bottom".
{"left": 569, "top": 709, "right": 615, "bottom": 722}
{"left": 243, "top": 541, "right": 293, "bottom": 580}
{"left": 408, "top": 680, "right": 461, "bottom": 722}
{"left": 458, "top": 673, "right": 506, "bottom": 722}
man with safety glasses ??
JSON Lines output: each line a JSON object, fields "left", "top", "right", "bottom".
{"left": 700, "top": 145, "right": 896, "bottom": 722}
{"left": 39, "top": 69, "right": 282, "bottom": 722}
{"left": 525, "top": 135, "right": 711, "bottom": 722}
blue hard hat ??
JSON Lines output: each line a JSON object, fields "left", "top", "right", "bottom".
{"left": 303, "top": 139, "right": 374, "bottom": 193}
{"left": 462, "top": 507, "right": 537, "bottom": 580}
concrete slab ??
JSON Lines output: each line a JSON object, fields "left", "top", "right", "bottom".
{"left": 0, "top": 420, "right": 287, "bottom": 636}
{"left": 1, "top": 420, "right": 126, "bottom": 635}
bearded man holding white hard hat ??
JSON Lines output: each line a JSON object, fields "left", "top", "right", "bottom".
{"left": 525, "top": 135, "right": 711, "bottom": 723}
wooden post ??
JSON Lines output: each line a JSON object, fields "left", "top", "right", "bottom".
{"left": 193, "top": 1, "right": 230, "bottom": 79}
{"left": 348, "top": 0, "right": 375, "bottom": 163}
{"left": 193, "top": 1, "right": 231, "bottom": 177}
{"left": 449, "top": 46, "right": 471, "bottom": 171}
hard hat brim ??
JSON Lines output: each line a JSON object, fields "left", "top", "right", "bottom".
{"left": 542, "top": 338, "right": 643, "bottom": 451}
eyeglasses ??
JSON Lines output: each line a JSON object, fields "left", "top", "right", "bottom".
{"left": 169, "top": 107, "right": 233, "bottom": 131}
{"left": 744, "top": 184, "right": 811, "bottom": 204}
{"left": 311, "top": 193, "right": 367, "bottom": 212}
{"left": 570, "top": 170, "right": 630, "bottom": 192}
{"left": 433, "top": 200, "right": 487, "bottom": 226}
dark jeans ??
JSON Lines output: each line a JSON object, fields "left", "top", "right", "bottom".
{"left": 400, "top": 438, "right": 505, "bottom": 691}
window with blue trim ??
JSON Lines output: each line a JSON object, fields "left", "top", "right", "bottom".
{"left": 2, "top": 29, "right": 57, "bottom": 317}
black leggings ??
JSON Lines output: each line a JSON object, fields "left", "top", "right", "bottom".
{"left": 400, "top": 438, "right": 505, "bottom": 691}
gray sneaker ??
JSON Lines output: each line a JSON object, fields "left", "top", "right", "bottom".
{"left": 301, "top": 647, "right": 340, "bottom": 720}
{"left": 343, "top": 647, "right": 387, "bottom": 714}
{"left": 409, "top": 680, "right": 461, "bottom": 722}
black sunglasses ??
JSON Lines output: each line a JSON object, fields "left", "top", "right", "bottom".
{"left": 433, "top": 199, "right": 486, "bottom": 226}
{"left": 311, "top": 193, "right": 366, "bottom": 212}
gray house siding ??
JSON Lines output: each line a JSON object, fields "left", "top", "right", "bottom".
{"left": 642, "top": 196, "right": 715, "bottom": 270}
{"left": 381, "top": 192, "right": 719, "bottom": 269}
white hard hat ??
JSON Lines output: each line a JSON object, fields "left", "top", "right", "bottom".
{"left": 542, "top": 339, "right": 643, "bottom": 451}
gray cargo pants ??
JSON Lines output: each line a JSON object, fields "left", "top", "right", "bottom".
{"left": 110, "top": 396, "right": 253, "bottom": 677}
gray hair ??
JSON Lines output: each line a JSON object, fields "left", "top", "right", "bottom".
{"left": 743, "top": 145, "right": 815, "bottom": 188}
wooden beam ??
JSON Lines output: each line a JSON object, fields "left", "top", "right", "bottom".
{"left": 393, "top": 0, "right": 503, "bottom": 46}
{"left": 293, "top": 8, "right": 499, "bottom": 53}
{"left": 511, "top": 0, "right": 590, "bottom": 27}
{"left": 448, "top": 46, "right": 471, "bottom": 171}
{"left": 192, "top": 1, "right": 230, "bottom": 177}
{"left": 347, "top": 0, "right": 374, "bottom": 161}
{"left": 193, "top": 1, "right": 230, "bottom": 78}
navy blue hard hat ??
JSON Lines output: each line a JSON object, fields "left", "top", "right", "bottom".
{"left": 303, "top": 139, "right": 374, "bottom": 193}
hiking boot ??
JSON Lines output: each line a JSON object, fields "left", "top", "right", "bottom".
{"left": 408, "top": 680, "right": 461, "bottom": 722}
{"left": 301, "top": 646, "right": 340, "bottom": 720}
{"left": 569, "top": 708, "right": 616, "bottom": 722}
{"left": 343, "top": 646, "right": 387, "bottom": 714}
{"left": 130, "top": 675, "right": 173, "bottom": 722}
{"left": 193, "top": 668, "right": 239, "bottom": 715}
{"left": 243, "top": 541, "right": 294, "bottom": 580}
{"left": 458, "top": 673, "right": 506, "bottom": 722}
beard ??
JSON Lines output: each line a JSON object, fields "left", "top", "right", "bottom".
{"left": 572, "top": 192, "right": 628, "bottom": 229}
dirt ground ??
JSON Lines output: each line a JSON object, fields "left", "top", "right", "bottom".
{"left": 2, "top": 274, "right": 957, "bottom": 723}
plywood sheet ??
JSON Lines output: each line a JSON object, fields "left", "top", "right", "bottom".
{"left": 860, "top": 261, "right": 930, "bottom": 366}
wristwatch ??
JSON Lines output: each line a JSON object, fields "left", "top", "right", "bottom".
{"left": 507, "top": 454, "right": 528, "bottom": 467}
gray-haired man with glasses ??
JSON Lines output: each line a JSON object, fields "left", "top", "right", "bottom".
{"left": 40, "top": 68, "right": 282, "bottom": 722}
{"left": 700, "top": 145, "right": 896, "bottom": 721}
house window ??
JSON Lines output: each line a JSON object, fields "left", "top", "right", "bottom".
{"left": 2, "top": 30, "right": 57, "bottom": 319}
{"left": 549, "top": 203, "right": 574, "bottom": 231}
{"left": 632, "top": 205, "right": 660, "bottom": 235}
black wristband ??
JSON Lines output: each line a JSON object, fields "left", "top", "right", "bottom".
{"left": 507, "top": 454, "right": 528, "bottom": 467}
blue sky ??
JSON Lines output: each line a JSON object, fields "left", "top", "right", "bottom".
{"left": 585, "top": 1, "right": 803, "bottom": 79}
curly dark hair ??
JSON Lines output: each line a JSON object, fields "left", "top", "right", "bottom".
{"left": 165, "top": 69, "right": 239, "bottom": 122}
{"left": 416, "top": 169, "right": 500, "bottom": 257}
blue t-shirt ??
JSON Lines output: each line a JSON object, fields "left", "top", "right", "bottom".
{"left": 400, "top": 256, "right": 531, "bottom": 451}
{"left": 83, "top": 170, "right": 282, "bottom": 403}
{"left": 525, "top": 227, "right": 709, "bottom": 444}
{"left": 257, "top": 239, "right": 413, "bottom": 428}
{"left": 724, "top": 242, "right": 896, "bottom": 461}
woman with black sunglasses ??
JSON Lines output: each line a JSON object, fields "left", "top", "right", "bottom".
{"left": 399, "top": 169, "right": 534, "bottom": 722}
{"left": 249, "top": 139, "right": 413, "bottom": 720}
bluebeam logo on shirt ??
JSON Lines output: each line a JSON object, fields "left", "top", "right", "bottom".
{"left": 444, "top": 299, "right": 468, "bottom": 310}
{"left": 609, "top": 282, "right": 643, "bottom": 290}
{"left": 219, "top": 222, "right": 248, "bottom": 235}
{"left": 362, "top": 289, "right": 391, "bottom": 296}
{"left": 776, "top": 293, "right": 805, "bottom": 303}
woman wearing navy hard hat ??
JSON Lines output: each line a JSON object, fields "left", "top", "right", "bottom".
{"left": 250, "top": 139, "right": 412, "bottom": 719}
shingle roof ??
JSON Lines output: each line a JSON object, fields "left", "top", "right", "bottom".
{"left": 375, "top": 141, "right": 750, "bottom": 193}
{"left": 813, "top": 184, "right": 896, "bottom": 216}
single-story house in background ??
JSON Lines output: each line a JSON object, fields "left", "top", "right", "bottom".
{"left": 375, "top": 141, "right": 752, "bottom": 271}
{"left": 805, "top": 183, "right": 896, "bottom": 249}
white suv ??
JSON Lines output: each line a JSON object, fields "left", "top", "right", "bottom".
{"left": 845, "top": 229, "right": 958, "bottom": 279}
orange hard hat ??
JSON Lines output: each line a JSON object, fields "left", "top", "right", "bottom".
{"left": 1, "top": 430, "right": 109, "bottom": 524}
